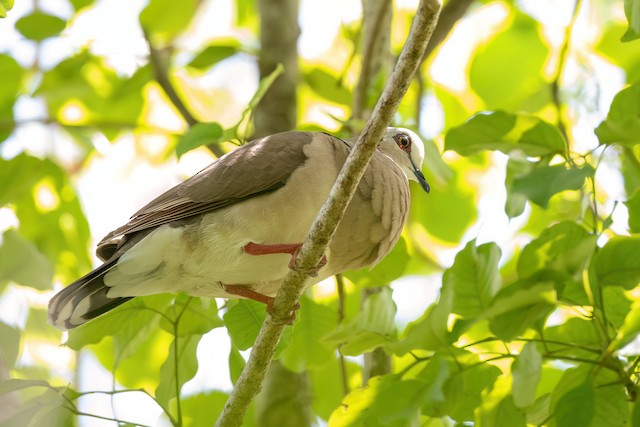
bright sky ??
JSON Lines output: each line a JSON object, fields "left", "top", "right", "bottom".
{"left": 0, "top": 0, "right": 630, "bottom": 425}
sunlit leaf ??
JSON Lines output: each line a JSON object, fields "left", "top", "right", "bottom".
{"left": 511, "top": 342, "right": 542, "bottom": 408}
{"left": 0, "top": 229, "right": 54, "bottom": 290}
{"left": 0, "top": 322, "right": 20, "bottom": 369}
{"left": 554, "top": 381, "right": 595, "bottom": 427}
{"left": 622, "top": 0, "right": 640, "bottom": 41}
{"left": 176, "top": 122, "right": 225, "bottom": 158}
{"left": 65, "top": 295, "right": 171, "bottom": 350}
{"left": 445, "top": 111, "right": 566, "bottom": 157}
{"left": 607, "top": 300, "right": 640, "bottom": 352}
{"left": 469, "top": 13, "right": 549, "bottom": 111}
{"left": 390, "top": 283, "right": 453, "bottom": 353}
{"left": 505, "top": 157, "right": 536, "bottom": 218}
{"left": 443, "top": 358, "right": 502, "bottom": 422}
{"left": 280, "top": 296, "right": 336, "bottom": 372}
{"left": 15, "top": 12, "right": 66, "bottom": 41}
{"left": 594, "top": 236, "right": 640, "bottom": 289}
{"left": 223, "top": 299, "right": 292, "bottom": 355}
{"left": 140, "top": 0, "right": 199, "bottom": 43}
{"left": 448, "top": 240, "right": 501, "bottom": 319}
{"left": 595, "top": 83, "right": 640, "bottom": 146}
{"left": 159, "top": 295, "right": 224, "bottom": 336}
{"left": 0, "top": 53, "right": 22, "bottom": 142}
{"left": 324, "top": 287, "right": 397, "bottom": 356}
{"left": 303, "top": 67, "right": 352, "bottom": 106}
{"left": 345, "top": 237, "right": 410, "bottom": 288}
{"left": 518, "top": 221, "right": 597, "bottom": 280}
{"left": 510, "top": 164, "right": 594, "bottom": 209}
{"left": 228, "top": 343, "right": 245, "bottom": 385}
{"left": 476, "top": 376, "right": 526, "bottom": 427}
{"left": 0, "top": 0, "right": 14, "bottom": 18}
{"left": 155, "top": 334, "right": 201, "bottom": 411}
{"left": 188, "top": 40, "right": 242, "bottom": 69}
{"left": 596, "top": 23, "right": 640, "bottom": 82}
{"left": 625, "top": 187, "right": 640, "bottom": 233}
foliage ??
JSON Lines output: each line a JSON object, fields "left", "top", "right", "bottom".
{"left": 1, "top": 0, "right": 640, "bottom": 426}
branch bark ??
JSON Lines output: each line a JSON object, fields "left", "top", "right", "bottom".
{"left": 214, "top": 1, "right": 442, "bottom": 425}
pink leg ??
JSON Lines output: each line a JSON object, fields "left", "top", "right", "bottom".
{"left": 242, "top": 242, "right": 327, "bottom": 276}
{"left": 224, "top": 284, "right": 299, "bottom": 324}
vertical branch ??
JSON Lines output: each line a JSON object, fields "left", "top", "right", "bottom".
{"left": 252, "top": 0, "right": 308, "bottom": 426}
{"left": 215, "top": 1, "right": 442, "bottom": 425}
{"left": 352, "top": 0, "right": 393, "bottom": 124}
{"left": 335, "top": 273, "right": 350, "bottom": 395}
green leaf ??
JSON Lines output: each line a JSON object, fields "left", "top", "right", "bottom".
{"left": 176, "top": 122, "right": 224, "bottom": 158}
{"left": 65, "top": 295, "right": 171, "bottom": 350}
{"left": 324, "top": 287, "right": 397, "bottom": 356}
{"left": 554, "top": 381, "right": 595, "bottom": 427}
{"left": 280, "top": 296, "right": 336, "bottom": 372}
{"left": 517, "top": 221, "right": 597, "bottom": 280}
{"left": 303, "top": 67, "right": 352, "bottom": 106}
{"left": 223, "top": 300, "right": 291, "bottom": 355}
{"left": 188, "top": 40, "right": 241, "bottom": 69}
{"left": 182, "top": 391, "right": 241, "bottom": 427}
{"left": 622, "top": 0, "right": 640, "bottom": 41}
{"left": 159, "top": 295, "right": 224, "bottom": 336}
{"left": 595, "top": 83, "right": 640, "bottom": 146}
{"left": 544, "top": 318, "right": 600, "bottom": 359}
{"left": 607, "top": 300, "right": 640, "bottom": 352}
{"left": 594, "top": 236, "right": 640, "bottom": 289}
{"left": 415, "top": 352, "right": 451, "bottom": 416}
{"left": 411, "top": 159, "right": 477, "bottom": 243}
{"left": 228, "top": 343, "right": 245, "bottom": 385}
{"left": 0, "top": 379, "right": 51, "bottom": 395}
{"left": 625, "top": 188, "right": 640, "bottom": 233}
{"left": 505, "top": 157, "right": 536, "bottom": 218}
{"left": 328, "top": 375, "right": 425, "bottom": 427}
{"left": 390, "top": 282, "right": 453, "bottom": 353}
{"left": 15, "top": 12, "right": 66, "bottom": 41}
{"left": 448, "top": 240, "right": 502, "bottom": 319}
{"left": 0, "top": 0, "right": 14, "bottom": 18}
{"left": 596, "top": 23, "right": 640, "bottom": 82}
{"left": 155, "top": 335, "right": 201, "bottom": 411}
{"left": 511, "top": 342, "right": 542, "bottom": 408}
{"left": 445, "top": 111, "right": 566, "bottom": 157}
{"left": 0, "top": 322, "right": 20, "bottom": 369}
{"left": 139, "top": 0, "right": 198, "bottom": 43}
{"left": 69, "top": 0, "right": 94, "bottom": 11}
{"left": 443, "top": 358, "right": 502, "bottom": 422}
{"left": 469, "top": 13, "right": 550, "bottom": 111}
{"left": 345, "top": 237, "right": 409, "bottom": 288}
{"left": 476, "top": 376, "right": 526, "bottom": 427}
{"left": 487, "top": 279, "right": 556, "bottom": 341}
{"left": 0, "top": 54, "right": 22, "bottom": 142}
{"left": 0, "top": 229, "right": 54, "bottom": 290}
{"left": 510, "top": 164, "right": 594, "bottom": 209}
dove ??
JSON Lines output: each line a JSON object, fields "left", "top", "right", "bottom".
{"left": 49, "top": 128, "right": 429, "bottom": 329}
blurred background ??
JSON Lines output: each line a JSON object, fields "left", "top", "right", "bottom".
{"left": 0, "top": 0, "right": 638, "bottom": 425}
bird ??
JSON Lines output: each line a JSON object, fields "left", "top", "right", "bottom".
{"left": 48, "top": 128, "right": 430, "bottom": 329}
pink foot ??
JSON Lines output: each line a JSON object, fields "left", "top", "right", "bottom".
{"left": 242, "top": 242, "right": 327, "bottom": 277}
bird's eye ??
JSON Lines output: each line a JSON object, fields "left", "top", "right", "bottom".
{"left": 394, "top": 134, "right": 412, "bottom": 151}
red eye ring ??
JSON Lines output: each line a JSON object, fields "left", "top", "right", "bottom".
{"left": 394, "top": 133, "right": 412, "bottom": 151}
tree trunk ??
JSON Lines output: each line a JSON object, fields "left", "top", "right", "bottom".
{"left": 252, "top": 0, "right": 311, "bottom": 425}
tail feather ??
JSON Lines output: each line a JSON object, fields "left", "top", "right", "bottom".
{"left": 48, "top": 260, "right": 132, "bottom": 330}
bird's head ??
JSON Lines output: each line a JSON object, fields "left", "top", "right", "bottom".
{"left": 379, "top": 127, "right": 430, "bottom": 193}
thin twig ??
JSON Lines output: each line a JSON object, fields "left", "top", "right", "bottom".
{"left": 335, "top": 273, "right": 350, "bottom": 396}
{"left": 143, "top": 29, "right": 225, "bottom": 158}
{"left": 214, "top": 1, "right": 442, "bottom": 426}
{"left": 550, "top": 0, "right": 582, "bottom": 164}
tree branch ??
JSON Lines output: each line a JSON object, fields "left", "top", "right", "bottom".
{"left": 214, "top": 1, "right": 442, "bottom": 425}
{"left": 143, "top": 29, "right": 226, "bottom": 158}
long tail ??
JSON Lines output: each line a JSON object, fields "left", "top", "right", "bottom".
{"left": 48, "top": 260, "right": 132, "bottom": 330}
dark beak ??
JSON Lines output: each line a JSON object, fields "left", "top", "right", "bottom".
{"left": 410, "top": 158, "right": 430, "bottom": 193}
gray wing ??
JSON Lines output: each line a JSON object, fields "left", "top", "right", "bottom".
{"left": 97, "top": 131, "right": 314, "bottom": 254}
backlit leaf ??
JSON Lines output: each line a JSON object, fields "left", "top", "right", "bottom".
{"left": 511, "top": 342, "right": 542, "bottom": 408}
{"left": 594, "top": 236, "right": 640, "bottom": 289}
{"left": 595, "top": 83, "right": 640, "bottom": 146}
{"left": 0, "top": 229, "right": 53, "bottom": 290}
{"left": 445, "top": 111, "right": 566, "bottom": 157}
{"left": 15, "top": 12, "right": 66, "bottom": 41}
